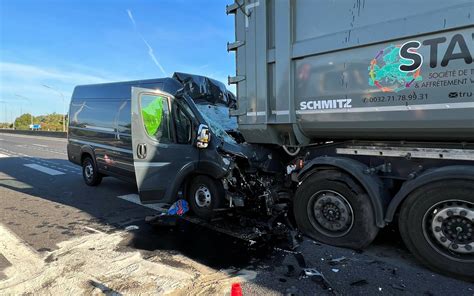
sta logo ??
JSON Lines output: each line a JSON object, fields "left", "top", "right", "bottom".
{"left": 368, "top": 42, "right": 423, "bottom": 93}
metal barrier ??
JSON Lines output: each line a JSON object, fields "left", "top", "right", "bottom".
{"left": 0, "top": 129, "right": 67, "bottom": 138}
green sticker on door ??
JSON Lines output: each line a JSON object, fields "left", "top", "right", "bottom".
{"left": 141, "top": 95, "right": 164, "bottom": 136}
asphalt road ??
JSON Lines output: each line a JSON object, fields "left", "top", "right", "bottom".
{"left": 0, "top": 132, "right": 472, "bottom": 295}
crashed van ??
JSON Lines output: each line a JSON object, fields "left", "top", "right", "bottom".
{"left": 67, "top": 73, "right": 282, "bottom": 219}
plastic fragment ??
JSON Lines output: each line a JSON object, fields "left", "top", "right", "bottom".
{"left": 167, "top": 199, "right": 189, "bottom": 216}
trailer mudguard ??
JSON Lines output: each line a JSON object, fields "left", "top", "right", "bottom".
{"left": 385, "top": 165, "right": 474, "bottom": 223}
{"left": 297, "top": 156, "right": 389, "bottom": 228}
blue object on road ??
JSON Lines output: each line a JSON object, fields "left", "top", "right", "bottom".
{"left": 167, "top": 199, "right": 189, "bottom": 216}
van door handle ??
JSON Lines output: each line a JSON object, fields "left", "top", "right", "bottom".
{"left": 137, "top": 143, "right": 147, "bottom": 159}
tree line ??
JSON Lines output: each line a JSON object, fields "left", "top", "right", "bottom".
{"left": 0, "top": 113, "right": 67, "bottom": 131}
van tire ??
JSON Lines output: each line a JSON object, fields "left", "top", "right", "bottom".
{"left": 399, "top": 180, "right": 474, "bottom": 282}
{"left": 294, "top": 170, "right": 379, "bottom": 249}
{"left": 188, "top": 175, "right": 224, "bottom": 220}
{"left": 82, "top": 156, "right": 102, "bottom": 186}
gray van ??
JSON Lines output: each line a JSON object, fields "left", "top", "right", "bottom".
{"left": 67, "top": 73, "right": 267, "bottom": 218}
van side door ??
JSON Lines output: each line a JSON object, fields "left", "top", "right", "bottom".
{"left": 131, "top": 87, "right": 199, "bottom": 204}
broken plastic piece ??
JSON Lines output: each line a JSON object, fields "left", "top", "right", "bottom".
{"left": 329, "top": 256, "right": 348, "bottom": 265}
{"left": 167, "top": 199, "right": 189, "bottom": 216}
{"left": 303, "top": 268, "right": 322, "bottom": 277}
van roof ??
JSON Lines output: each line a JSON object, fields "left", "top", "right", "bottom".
{"left": 71, "top": 77, "right": 182, "bottom": 99}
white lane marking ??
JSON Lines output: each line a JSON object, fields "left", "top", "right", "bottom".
{"left": 32, "top": 144, "right": 48, "bottom": 148}
{"left": 0, "top": 153, "right": 10, "bottom": 158}
{"left": 23, "top": 164, "right": 65, "bottom": 176}
{"left": 0, "top": 224, "right": 44, "bottom": 283}
{"left": 117, "top": 194, "right": 167, "bottom": 212}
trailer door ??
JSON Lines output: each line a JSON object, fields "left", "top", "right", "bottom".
{"left": 131, "top": 87, "right": 198, "bottom": 204}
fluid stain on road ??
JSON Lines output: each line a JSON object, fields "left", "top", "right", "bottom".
{"left": 119, "top": 219, "right": 270, "bottom": 270}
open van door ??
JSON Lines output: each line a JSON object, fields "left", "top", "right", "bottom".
{"left": 131, "top": 87, "right": 199, "bottom": 204}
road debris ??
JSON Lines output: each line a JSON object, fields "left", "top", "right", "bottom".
{"left": 124, "top": 225, "right": 139, "bottom": 231}
{"left": 350, "top": 279, "right": 369, "bottom": 287}
{"left": 302, "top": 268, "right": 336, "bottom": 293}
{"left": 329, "top": 256, "right": 348, "bottom": 266}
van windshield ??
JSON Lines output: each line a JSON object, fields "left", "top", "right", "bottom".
{"left": 195, "top": 104, "right": 237, "bottom": 144}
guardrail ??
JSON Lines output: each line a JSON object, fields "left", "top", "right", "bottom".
{"left": 0, "top": 129, "right": 67, "bottom": 138}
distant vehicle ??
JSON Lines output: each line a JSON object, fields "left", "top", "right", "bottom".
{"left": 29, "top": 124, "right": 41, "bottom": 130}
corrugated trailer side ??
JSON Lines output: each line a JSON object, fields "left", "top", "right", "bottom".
{"left": 228, "top": 0, "right": 474, "bottom": 145}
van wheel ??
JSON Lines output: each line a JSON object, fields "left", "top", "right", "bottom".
{"left": 188, "top": 175, "right": 224, "bottom": 220}
{"left": 82, "top": 156, "right": 102, "bottom": 186}
{"left": 399, "top": 180, "right": 474, "bottom": 281}
{"left": 294, "top": 170, "right": 378, "bottom": 249}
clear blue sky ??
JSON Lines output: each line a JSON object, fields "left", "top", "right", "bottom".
{"left": 0, "top": 0, "right": 235, "bottom": 122}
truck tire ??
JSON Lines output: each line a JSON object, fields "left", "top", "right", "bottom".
{"left": 188, "top": 175, "right": 225, "bottom": 220}
{"left": 399, "top": 180, "right": 474, "bottom": 282}
{"left": 294, "top": 170, "right": 378, "bottom": 249}
{"left": 82, "top": 156, "right": 102, "bottom": 186}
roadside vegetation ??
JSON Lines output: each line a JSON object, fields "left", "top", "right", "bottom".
{"left": 0, "top": 113, "right": 67, "bottom": 131}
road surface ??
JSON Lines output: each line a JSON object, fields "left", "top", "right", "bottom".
{"left": 0, "top": 132, "right": 472, "bottom": 295}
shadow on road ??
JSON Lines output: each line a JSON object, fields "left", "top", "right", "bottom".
{"left": 1, "top": 156, "right": 471, "bottom": 295}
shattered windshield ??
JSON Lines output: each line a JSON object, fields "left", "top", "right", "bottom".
{"left": 195, "top": 104, "right": 237, "bottom": 144}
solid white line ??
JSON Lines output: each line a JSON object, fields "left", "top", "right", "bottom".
{"left": 0, "top": 153, "right": 10, "bottom": 158}
{"left": 23, "top": 164, "right": 65, "bottom": 176}
{"left": 117, "top": 194, "right": 166, "bottom": 212}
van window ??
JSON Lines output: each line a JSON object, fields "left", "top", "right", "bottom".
{"left": 174, "top": 104, "right": 192, "bottom": 144}
{"left": 140, "top": 94, "right": 171, "bottom": 143}
{"left": 117, "top": 100, "right": 131, "bottom": 134}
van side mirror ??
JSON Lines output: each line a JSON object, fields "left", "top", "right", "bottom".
{"left": 196, "top": 124, "right": 210, "bottom": 148}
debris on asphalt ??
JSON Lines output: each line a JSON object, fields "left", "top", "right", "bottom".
{"left": 331, "top": 268, "right": 339, "bottom": 273}
{"left": 350, "top": 279, "right": 369, "bottom": 286}
{"left": 285, "top": 265, "right": 296, "bottom": 277}
{"left": 329, "top": 256, "right": 348, "bottom": 266}
{"left": 391, "top": 283, "right": 407, "bottom": 291}
{"left": 302, "top": 268, "right": 335, "bottom": 293}
{"left": 167, "top": 199, "right": 189, "bottom": 216}
{"left": 146, "top": 214, "right": 179, "bottom": 227}
{"left": 124, "top": 225, "right": 139, "bottom": 231}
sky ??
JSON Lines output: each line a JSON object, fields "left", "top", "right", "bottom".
{"left": 0, "top": 0, "right": 236, "bottom": 122}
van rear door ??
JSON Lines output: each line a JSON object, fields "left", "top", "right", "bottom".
{"left": 131, "top": 87, "right": 199, "bottom": 204}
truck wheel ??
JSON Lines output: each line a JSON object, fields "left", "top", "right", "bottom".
{"left": 188, "top": 175, "right": 224, "bottom": 220}
{"left": 82, "top": 156, "right": 102, "bottom": 186}
{"left": 294, "top": 170, "right": 378, "bottom": 249}
{"left": 399, "top": 180, "right": 474, "bottom": 281}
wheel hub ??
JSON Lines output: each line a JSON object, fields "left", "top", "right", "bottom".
{"left": 309, "top": 190, "right": 354, "bottom": 237}
{"left": 85, "top": 164, "right": 93, "bottom": 179}
{"left": 195, "top": 185, "right": 211, "bottom": 208}
{"left": 430, "top": 205, "right": 474, "bottom": 254}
